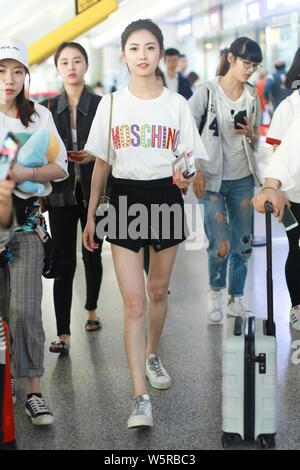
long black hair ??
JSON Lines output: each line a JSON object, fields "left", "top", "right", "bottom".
{"left": 285, "top": 48, "right": 300, "bottom": 89}
{"left": 16, "top": 67, "right": 37, "bottom": 127}
{"left": 218, "top": 37, "right": 262, "bottom": 76}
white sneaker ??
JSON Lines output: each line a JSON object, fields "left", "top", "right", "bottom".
{"left": 127, "top": 394, "right": 153, "bottom": 429}
{"left": 146, "top": 354, "right": 171, "bottom": 390}
{"left": 290, "top": 306, "right": 300, "bottom": 331}
{"left": 207, "top": 290, "right": 223, "bottom": 323}
{"left": 227, "top": 296, "right": 247, "bottom": 317}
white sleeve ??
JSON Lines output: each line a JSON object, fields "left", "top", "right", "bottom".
{"left": 266, "top": 99, "right": 291, "bottom": 145}
{"left": 45, "top": 110, "right": 69, "bottom": 181}
{"left": 85, "top": 94, "right": 110, "bottom": 162}
{"left": 179, "top": 97, "right": 209, "bottom": 162}
{"left": 265, "top": 114, "right": 300, "bottom": 191}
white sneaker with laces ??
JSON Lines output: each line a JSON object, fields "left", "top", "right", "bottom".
{"left": 127, "top": 394, "right": 153, "bottom": 429}
{"left": 25, "top": 395, "right": 54, "bottom": 426}
{"left": 207, "top": 290, "right": 223, "bottom": 323}
{"left": 290, "top": 306, "right": 300, "bottom": 331}
{"left": 146, "top": 354, "right": 171, "bottom": 389}
{"left": 226, "top": 296, "right": 247, "bottom": 317}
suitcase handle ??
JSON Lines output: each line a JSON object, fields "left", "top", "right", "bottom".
{"left": 234, "top": 316, "right": 243, "bottom": 336}
{"left": 264, "top": 202, "right": 276, "bottom": 336}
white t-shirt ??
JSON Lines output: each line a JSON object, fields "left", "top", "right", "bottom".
{"left": 265, "top": 89, "right": 300, "bottom": 201}
{"left": 165, "top": 73, "right": 179, "bottom": 94}
{"left": 266, "top": 90, "right": 300, "bottom": 146}
{"left": 218, "top": 85, "right": 250, "bottom": 181}
{"left": 85, "top": 87, "right": 208, "bottom": 180}
{"left": 0, "top": 103, "right": 68, "bottom": 199}
{"left": 265, "top": 112, "right": 300, "bottom": 202}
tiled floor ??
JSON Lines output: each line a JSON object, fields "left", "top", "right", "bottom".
{"left": 12, "top": 198, "right": 300, "bottom": 450}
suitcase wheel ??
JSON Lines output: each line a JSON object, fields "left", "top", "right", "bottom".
{"left": 221, "top": 433, "right": 241, "bottom": 449}
{"left": 258, "top": 434, "right": 276, "bottom": 449}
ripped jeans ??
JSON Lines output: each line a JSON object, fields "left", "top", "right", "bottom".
{"left": 201, "top": 175, "right": 254, "bottom": 297}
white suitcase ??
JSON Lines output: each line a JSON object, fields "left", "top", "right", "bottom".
{"left": 221, "top": 205, "right": 277, "bottom": 449}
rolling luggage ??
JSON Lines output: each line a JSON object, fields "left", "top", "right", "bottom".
{"left": 222, "top": 204, "right": 277, "bottom": 449}
{"left": 0, "top": 318, "right": 16, "bottom": 450}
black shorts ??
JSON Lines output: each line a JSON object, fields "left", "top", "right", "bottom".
{"left": 103, "top": 176, "right": 188, "bottom": 253}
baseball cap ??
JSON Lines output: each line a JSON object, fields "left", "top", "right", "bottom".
{"left": 0, "top": 37, "right": 28, "bottom": 69}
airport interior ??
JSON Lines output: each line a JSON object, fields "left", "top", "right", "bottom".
{"left": 1, "top": 0, "right": 300, "bottom": 452}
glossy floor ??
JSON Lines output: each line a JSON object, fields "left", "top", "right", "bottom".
{"left": 12, "top": 206, "right": 300, "bottom": 450}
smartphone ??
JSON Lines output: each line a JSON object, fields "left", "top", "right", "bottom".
{"left": 0, "top": 132, "right": 20, "bottom": 181}
{"left": 172, "top": 152, "right": 195, "bottom": 179}
{"left": 67, "top": 150, "right": 84, "bottom": 162}
{"left": 234, "top": 110, "right": 247, "bottom": 129}
{"left": 281, "top": 206, "right": 299, "bottom": 231}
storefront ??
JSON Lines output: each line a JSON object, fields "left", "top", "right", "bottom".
{"left": 179, "top": 0, "right": 300, "bottom": 81}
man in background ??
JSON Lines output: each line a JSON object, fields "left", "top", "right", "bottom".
{"left": 164, "top": 48, "right": 192, "bottom": 100}
{"left": 178, "top": 53, "right": 188, "bottom": 77}
{"left": 264, "top": 59, "right": 292, "bottom": 111}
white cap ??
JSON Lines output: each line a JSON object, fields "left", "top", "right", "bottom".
{"left": 0, "top": 37, "right": 28, "bottom": 69}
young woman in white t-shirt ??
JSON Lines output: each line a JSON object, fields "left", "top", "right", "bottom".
{"left": 0, "top": 37, "right": 68, "bottom": 426}
{"left": 189, "top": 37, "right": 262, "bottom": 324}
{"left": 264, "top": 47, "right": 300, "bottom": 330}
{"left": 83, "top": 19, "right": 207, "bottom": 429}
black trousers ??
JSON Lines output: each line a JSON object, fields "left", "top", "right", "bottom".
{"left": 48, "top": 185, "right": 103, "bottom": 336}
{"left": 285, "top": 202, "right": 300, "bottom": 307}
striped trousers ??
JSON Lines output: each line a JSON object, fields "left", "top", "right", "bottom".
{"left": 0, "top": 232, "right": 45, "bottom": 378}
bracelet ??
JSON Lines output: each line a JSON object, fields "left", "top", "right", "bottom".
{"left": 262, "top": 186, "right": 277, "bottom": 193}
{"left": 32, "top": 168, "right": 38, "bottom": 181}
{"left": 246, "top": 132, "right": 254, "bottom": 143}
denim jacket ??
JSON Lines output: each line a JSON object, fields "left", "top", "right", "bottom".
{"left": 41, "top": 87, "right": 101, "bottom": 207}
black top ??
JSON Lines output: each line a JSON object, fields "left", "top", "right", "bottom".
{"left": 41, "top": 86, "right": 102, "bottom": 207}
{"left": 178, "top": 73, "right": 193, "bottom": 100}
{"left": 163, "top": 72, "right": 193, "bottom": 100}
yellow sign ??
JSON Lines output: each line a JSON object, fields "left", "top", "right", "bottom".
{"left": 75, "top": 0, "right": 100, "bottom": 15}
{"left": 29, "top": 0, "right": 118, "bottom": 65}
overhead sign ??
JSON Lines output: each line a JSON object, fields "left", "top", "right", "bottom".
{"left": 75, "top": 0, "right": 100, "bottom": 15}
{"left": 29, "top": 0, "right": 118, "bottom": 65}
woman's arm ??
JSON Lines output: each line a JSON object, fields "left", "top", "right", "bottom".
{"left": 87, "top": 157, "right": 109, "bottom": 221}
{"left": 0, "top": 180, "right": 15, "bottom": 228}
{"left": 8, "top": 162, "right": 66, "bottom": 183}
{"left": 252, "top": 178, "right": 281, "bottom": 215}
{"left": 83, "top": 157, "right": 110, "bottom": 252}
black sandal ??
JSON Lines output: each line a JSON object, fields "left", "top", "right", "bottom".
{"left": 85, "top": 318, "right": 102, "bottom": 332}
{"left": 49, "top": 341, "right": 70, "bottom": 354}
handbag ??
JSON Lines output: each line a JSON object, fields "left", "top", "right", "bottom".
{"left": 41, "top": 233, "right": 61, "bottom": 279}
{"left": 97, "top": 93, "right": 114, "bottom": 214}
{"left": 35, "top": 223, "right": 61, "bottom": 280}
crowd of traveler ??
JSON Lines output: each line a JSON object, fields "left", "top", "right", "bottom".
{"left": 1, "top": 18, "right": 300, "bottom": 434}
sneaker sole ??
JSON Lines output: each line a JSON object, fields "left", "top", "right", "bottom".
{"left": 146, "top": 371, "right": 171, "bottom": 390}
{"left": 127, "top": 415, "right": 153, "bottom": 429}
{"left": 25, "top": 408, "right": 54, "bottom": 426}
{"left": 226, "top": 310, "right": 243, "bottom": 317}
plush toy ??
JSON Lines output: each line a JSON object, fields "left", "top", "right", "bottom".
{"left": 16, "top": 129, "right": 60, "bottom": 196}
